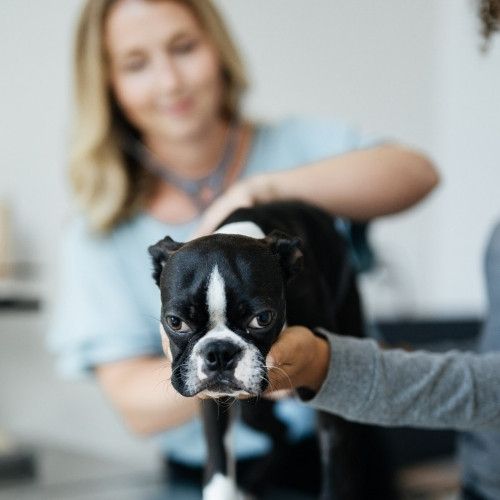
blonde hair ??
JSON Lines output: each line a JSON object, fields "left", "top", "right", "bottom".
{"left": 70, "top": 0, "right": 248, "bottom": 232}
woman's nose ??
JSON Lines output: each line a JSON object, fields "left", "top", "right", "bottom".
{"left": 154, "top": 56, "right": 183, "bottom": 93}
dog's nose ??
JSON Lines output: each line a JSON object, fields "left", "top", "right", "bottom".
{"left": 203, "top": 341, "right": 242, "bottom": 373}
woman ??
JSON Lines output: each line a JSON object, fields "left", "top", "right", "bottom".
{"left": 48, "top": 0, "right": 438, "bottom": 490}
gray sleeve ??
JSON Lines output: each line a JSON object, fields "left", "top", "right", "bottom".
{"left": 301, "top": 330, "right": 500, "bottom": 431}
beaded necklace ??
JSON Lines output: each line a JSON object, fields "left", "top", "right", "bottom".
{"left": 124, "top": 119, "right": 241, "bottom": 211}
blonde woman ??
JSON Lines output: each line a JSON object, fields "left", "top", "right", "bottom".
{"left": 49, "top": 0, "right": 438, "bottom": 492}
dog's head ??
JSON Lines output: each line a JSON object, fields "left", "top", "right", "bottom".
{"left": 148, "top": 230, "right": 303, "bottom": 397}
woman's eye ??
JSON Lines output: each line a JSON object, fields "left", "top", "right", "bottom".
{"left": 171, "top": 39, "right": 199, "bottom": 55}
{"left": 119, "top": 58, "right": 147, "bottom": 73}
{"left": 248, "top": 311, "right": 274, "bottom": 329}
{"left": 166, "top": 316, "right": 190, "bottom": 333}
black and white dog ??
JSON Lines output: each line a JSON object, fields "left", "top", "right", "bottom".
{"left": 149, "top": 201, "right": 395, "bottom": 500}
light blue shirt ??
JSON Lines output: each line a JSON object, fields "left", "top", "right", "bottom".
{"left": 48, "top": 117, "right": 379, "bottom": 465}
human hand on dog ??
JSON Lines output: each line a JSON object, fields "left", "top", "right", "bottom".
{"left": 191, "top": 174, "right": 276, "bottom": 238}
{"left": 161, "top": 323, "right": 329, "bottom": 400}
{"left": 265, "top": 326, "right": 330, "bottom": 397}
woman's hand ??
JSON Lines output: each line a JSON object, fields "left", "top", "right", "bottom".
{"left": 192, "top": 144, "right": 439, "bottom": 239}
{"left": 264, "top": 326, "right": 330, "bottom": 396}
{"left": 192, "top": 175, "right": 275, "bottom": 238}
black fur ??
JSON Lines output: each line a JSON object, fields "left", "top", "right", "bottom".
{"left": 150, "top": 201, "right": 396, "bottom": 499}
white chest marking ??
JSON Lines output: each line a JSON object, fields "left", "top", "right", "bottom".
{"left": 206, "top": 265, "right": 227, "bottom": 329}
{"left": 202, "top": 472, "right": 238, "bottom": 500}
{"left": 215, "top": 221, "right": 265, "bottom": 239}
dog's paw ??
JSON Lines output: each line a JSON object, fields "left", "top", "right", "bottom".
{"left": 203, "top": 473, "right": 238, "bottom": 500}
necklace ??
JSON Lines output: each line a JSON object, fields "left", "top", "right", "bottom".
{"left": 123, "top": 119, "right": 242, "bottom": 211}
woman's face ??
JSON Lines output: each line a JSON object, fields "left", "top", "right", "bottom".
{"left": 105, "top": 0, "right": 224, "bottom": 143}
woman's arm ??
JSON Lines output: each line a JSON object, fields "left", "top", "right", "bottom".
{"left": 266, "top": 326, "right": 500, "bottom": 432}
{"left": 194, "top": 144, "right": 439, "bottom": 237}
{"left": 95, "top": 356, "right": 199, "bottom": 436}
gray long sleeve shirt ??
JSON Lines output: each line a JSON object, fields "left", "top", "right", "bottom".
{"left": 304, "top": 330, "right": 500, "bottom": 431}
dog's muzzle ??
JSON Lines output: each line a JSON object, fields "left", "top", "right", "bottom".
{"left": 180, "top": 330, "right": 268, "bottom": 397}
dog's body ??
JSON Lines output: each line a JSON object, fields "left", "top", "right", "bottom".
{"left": 150, "top": 201, "right": 395, "bottom": 500}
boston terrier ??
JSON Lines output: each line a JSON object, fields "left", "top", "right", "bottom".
{"left": 149, "top": 201, "right": 396, "bottom": 500}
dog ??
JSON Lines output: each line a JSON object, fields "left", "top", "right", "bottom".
{"left": 149, "top": 201, "right": 396, "bottom": 500}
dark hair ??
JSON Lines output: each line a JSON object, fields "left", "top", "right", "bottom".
{"left": 478, "top": 0, "right": 500, "bottom": 47}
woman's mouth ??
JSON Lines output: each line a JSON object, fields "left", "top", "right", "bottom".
{"left": 162, "top": 99, "right": 194, "bottom": 116}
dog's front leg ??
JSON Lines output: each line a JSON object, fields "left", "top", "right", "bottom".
{"left": 201, "top": 398, "right": 238, "bottom": 500}
{"left": 317, "top": 411, "right": 357, "bottom": 500}
{"left": 317, "top": 411, "right": 397, "bottom": 500}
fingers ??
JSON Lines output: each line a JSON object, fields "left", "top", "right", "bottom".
{"left": 191, "top": 174, "right": 274, "bottom": 239}
{"left": 264, "top": 326, "right": 329, "bottom": 396}
{"left": 263, "top": 327, "right": 307, "bottom": 396}
{"left": 267, "top": 326, "right": 309, "bottom": 368}
{"left": 191, "top": 183, "right": 254, "bottom": 239}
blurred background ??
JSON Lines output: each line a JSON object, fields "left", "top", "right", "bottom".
{"left": 1, "top": 0, "right": 499, "bottom": 498}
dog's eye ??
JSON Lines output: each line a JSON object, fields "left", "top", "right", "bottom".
{"left": 166, "top": 315, "right": 190, "bottom": 333}
{"left": 248, "top": 311, "right": 274, "bottom": 329}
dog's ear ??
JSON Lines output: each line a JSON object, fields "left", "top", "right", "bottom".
{"left": 148, "top": 236, "right": 184, "bottom": 286}
{"left": 264, "top": 230, "right": 304, "bottom": 282}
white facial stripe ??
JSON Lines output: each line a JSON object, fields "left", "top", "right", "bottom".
{"left": 214, "top": 221, "right": 265, "bottom": 239}
{"left": 206, "top": 265, "right": 227, "bottom": 329}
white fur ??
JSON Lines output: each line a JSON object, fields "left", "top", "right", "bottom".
{"left": 186, "top": 328, "right": 263, "bottom": 396}
{"left": 203, "top": 389, "right": 251, "bottom": 398}
{"left": 215, "top": 221, "right": 265, "bottom": 239}
{"left": 184, "top": 261, "right": 266, "bottom": 396}
{"left": 203, "top": 422, "right": 238, "bottom": 500}
{"left": 206, "top": 265, "right": 227, "bottom": 329}
{"left": 234, "top": 347, "right": 260, "bottom": 384}
{"left": 159, "top": 324, "right": 173, "bottom": 362}
{"left": 197, "top": 355, "right": 208, "bottom": 381}
{"left": 224, "top": 415, "right": 236, "bottom": 482}
{"left": 203, "top": 472, "right": 238, "bottom": 500}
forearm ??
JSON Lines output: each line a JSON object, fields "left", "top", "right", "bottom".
{"left": 193, "top": 144, "right": 439, "bottom": 238}
{"left": 95, "top": 356, "right": 199, "bottom": 436}
{"left": 258, "top": 144, "right": 439, "bottom": 220}
{"left": 307, "top": 331, "right": 500, "bottom": 431}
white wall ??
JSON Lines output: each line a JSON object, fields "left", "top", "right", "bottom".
{"left": 1, "top": 0, "right": 80, "bottom": 260}
{"left": 428, "top": 0, "right": 500, "bottom": 316}
{"left": 1, "top": 0, "right": 499, "bottom": 315}
{"left": 213, "top": 0, "right": 443, "bottom": 320}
